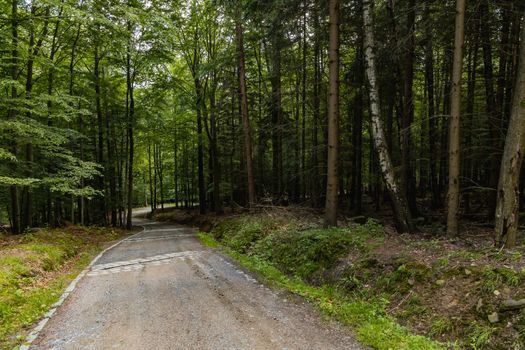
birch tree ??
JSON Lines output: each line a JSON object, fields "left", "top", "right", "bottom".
{"left": 362, "top": 0, "right": 413, "bottom": 233}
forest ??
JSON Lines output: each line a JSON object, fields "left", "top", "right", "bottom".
{"left": 1, "top": 0, "right": 524, "bottom": 246}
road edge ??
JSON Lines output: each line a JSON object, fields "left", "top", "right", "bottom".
{"left": 20, "top": 225, "right": 147, "bottom": 350}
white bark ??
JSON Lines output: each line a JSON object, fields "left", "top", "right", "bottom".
{"left": 363, "top": 0, "right": 413, "bottom": 233}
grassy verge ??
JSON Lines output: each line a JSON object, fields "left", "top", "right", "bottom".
{"left": 0, "top": 226, "right": 130, "bottom": 349}
{"left": 198, "top": 229, "right": 442, "bottom": 349}
{"left": 194, "top": 212, "right": 525, "bottom": 350}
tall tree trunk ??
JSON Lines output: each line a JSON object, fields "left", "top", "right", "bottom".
{"left": 464, "top": 27, "right": 480, "bottom": 214}
{"left": 106, "top": 107, "right": 117, "bottom": 226}
{"left": 325, "top": 0, "right": 340, "bottom": 226}
{"left": 209, "top": 81, "right": 222, "bottom": 213}
{"left": 363, "top": 0, "right": 413, "bottom": 233}
{"left": 148, "top": 142, "right": 153, "bottom": 212}
{"left": 480, "top": 0, "right": 499, "bottom": 214}
{"left": 93, "top": 37, "right": 107, "bottom": 225}
{"left": 301, "top": 6, "right": 307, "bottom": 200}
{"left": 312, "top": 4, "right": 321, "bottom": 206}
{"left": 157, "top": 144, "right": 164, "bottom": 210}
{"left": 126, "top": 22, "right": 134, "bottom": 228}
{"left": 195, "top": 75, "right": 206, "bottom": 213}
{"left": 494, "top": 13, "right": 525, "bottom": 248}
{"left": 9, "top": 0, "right": 20, "bottom": 234}
{"left": 402, "top": 0, "right": 417, "bottom": 214}
{"left": 236, "top": 15, "right": 256, "bottom": 206}
{"left": 351, "top": 2, "right": 364, "bottom": 214}
{"left": 23, "top": 5, "right": 50, "bottom": 229}
{"left": 173, "top": 132, "right": 179, "bottom": 208}
{"left": 271, "top": 32, "right": 283, "bottom": 198}
{"left": 446, "top": 0, "right": 466, "bottom": 236}
{"left": 424, "top": 1, "right": 439, "bottom": 209}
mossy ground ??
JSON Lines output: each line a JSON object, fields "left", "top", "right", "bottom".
{"left": 175, "top": 208, "right": 525, "bottom": 350}
{"left": 0, "top": 226, "right": 130, "bottom": 349}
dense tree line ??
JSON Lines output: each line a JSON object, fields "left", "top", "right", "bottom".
{"left": 1, "top": 0, "right": 524, "bottom": 247}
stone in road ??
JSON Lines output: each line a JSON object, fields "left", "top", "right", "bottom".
{"left": 31, "top": 217, "right": 364, "bottom": 350}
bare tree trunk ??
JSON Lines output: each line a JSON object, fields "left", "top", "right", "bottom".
{"left": 480, "top": 0, "right": 499, "bottom": 215}
{"left": 236, "top": 15, "right": 256, "bottom": 206}
{"left": 363, "top": 0, "right": 413, "bottom": 233}
{"left": 148, "top": 142, "right": 154, "bottom": 212}
{"left": 126, "top": 20, "right": 134, "bottom": 229}
{"left": 494, "top": 14, "right": 525, "bottom": 248}
{"left": 351, "top": 2, "right": 364, "bottom": 214}
{"left": 424, "top": 1, "right": 439, "bottom": 209}
{"left": 324, "top": 0, "right": 340, "bottom": 227}
{"left": 464, "top": 27, "right": 480, "bottom": 214}
{"left": 446, "top": 0, "right": 466, "bottom": 236}
{"left": 209, "top": 81, "right": 222, "bottom": 213}
{"left": 301, "top": 5, "right": 307, "bottom": 200}
{"left": 271, "top": 33, "right": 283, "bottom": 198}
{"left": 173, "top": 131, "right": 179, "bottom": 208}
{"left": 402, "top": 0, "right": 417, "bottom": 214}
{"left": 9, "top": 0, "right": 20, "bottom": 234}
{"left": 312, "top": 4, "right": 321, "bottom": 206}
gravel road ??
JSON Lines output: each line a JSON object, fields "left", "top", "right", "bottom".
{"left": 31, "top": 214, "right": 364, "bottom": 350}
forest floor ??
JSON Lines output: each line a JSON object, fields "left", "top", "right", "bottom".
{"left": 150, "top": 206, "right": 525, "bottom": 350}
{"left": 0, "top": 225, "right": 131, "bottom": 349}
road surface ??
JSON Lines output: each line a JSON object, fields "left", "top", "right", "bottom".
{"left": 31, "top": 213, "right": 363, "bottom": 350}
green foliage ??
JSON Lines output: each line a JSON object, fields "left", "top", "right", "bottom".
{"left": 467, "top": 323, "right": 494, "bottom": 350}
{"left": 197, "top": 232, "right": 219, "bottom": 248}
{"left": 200, "top": 218, "right": 442, "bottom": 350}
{"left": 0, "top": 226, "right": 128, "bottom": 348}
{"left": 258, "top": 227, "right": 362, "bottom": 279}
{"left": 215, "top": 217, "right": 383, "bottom": 280}
{"left": 480, "top": 267, "right": 523, "bottom": 293}
{"left": 429, "top": 317, "right": 456, "bottom": 338}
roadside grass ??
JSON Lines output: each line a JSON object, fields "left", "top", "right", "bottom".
{"left": 194, "top": 212, "right": 525, "bottom": 350}
{"left": 0, "top": 226, "right": 129, "bottom": 349}
{"left": 198, "top": 227, "right": 444, "bottom": 350}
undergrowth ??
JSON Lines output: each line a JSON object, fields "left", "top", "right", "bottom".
{"left": 197, "top": 213, "right": 525, "bottom": 350}
{"left": 199, "top": 217, "right": 443, "bottom": 350}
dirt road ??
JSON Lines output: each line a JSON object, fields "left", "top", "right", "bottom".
{"left": 31, "top": 214, "right": 364, "bottom": 350}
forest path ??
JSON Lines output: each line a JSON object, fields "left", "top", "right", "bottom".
{"left": 30, "top": 212, "right": 363, "bottom": 350}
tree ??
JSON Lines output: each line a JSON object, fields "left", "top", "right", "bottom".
{"left": 324, "top": 0, "right": 340, "bottom": 227}
{"left": 235, "top": 8, "right": 256, "bottom": 206}
{"left": 363, "top": 0, "right": 413, "bottom": 233}
{"left": 446, "top": 0, "right": 466, "bottom": 236}
{"left": 8, "top": 0, "right": 21, "bottom": 234}
{"left": 494, "top": 12, "right": 525, "bottom": 248}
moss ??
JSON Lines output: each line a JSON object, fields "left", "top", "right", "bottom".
{"left": 201, "top": 221, "right": 442, "bottom": 350}
{"left": 0, "top": 226, "right": 128, "bottom": 349}
{"left": 204, "top": 213, "right": 525, "bottom": 349}
{"left": 376, "top": 260, "right": 432, "bottom": 294}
